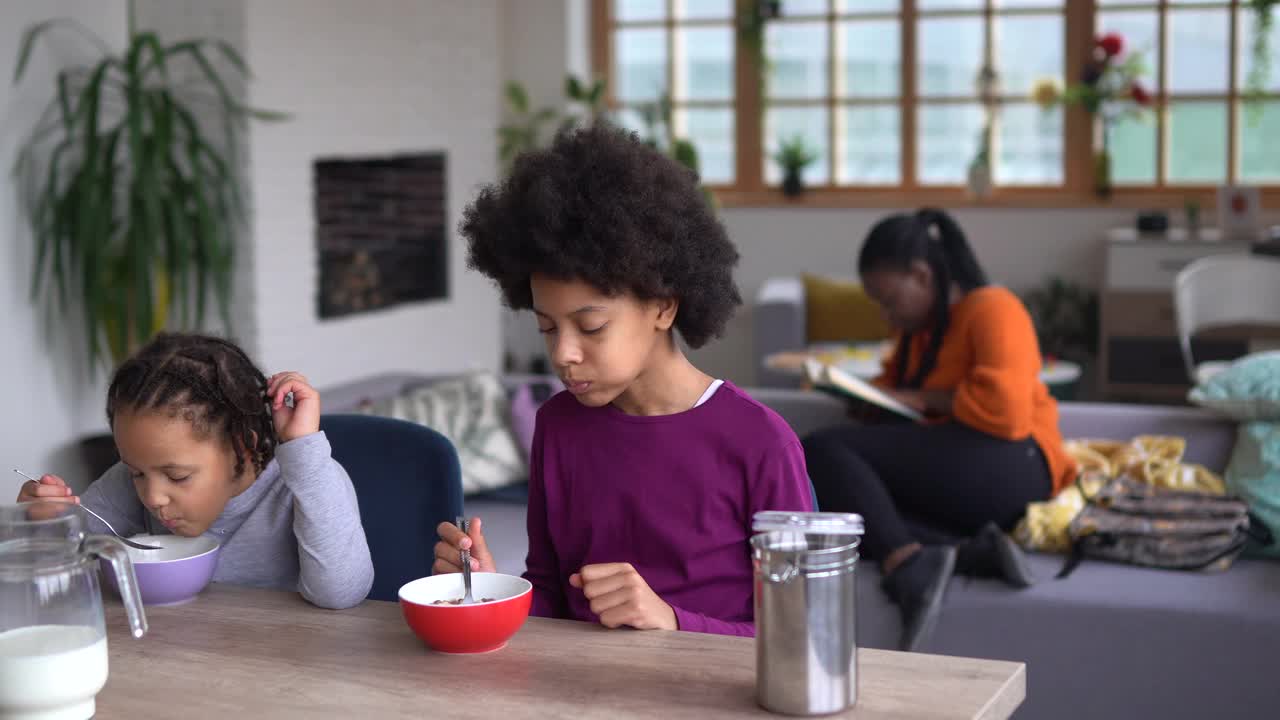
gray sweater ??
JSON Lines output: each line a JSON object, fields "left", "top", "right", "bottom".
{"left": 82, "top": 431, "right": 374, "bottom": 609}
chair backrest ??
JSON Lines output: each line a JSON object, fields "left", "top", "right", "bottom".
{"left": 1174, "top": 255, "right": 1280, "bottom": 381}
{"left": 319, "top": 414, "right": 463, "bottom": 602}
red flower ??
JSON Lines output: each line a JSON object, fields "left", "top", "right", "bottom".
{"left": 1097, "top": 33, "right": 1124, "bottom": 58}
{"left": 1130, "top": 82, "right": 1152, "bottom": 106}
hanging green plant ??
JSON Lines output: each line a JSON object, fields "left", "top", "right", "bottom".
{"left": 1246, "top": 0, "right": 1279, "bottom": 105}
{"left": 12, "top": 0, "right": 285, "bottom": 371}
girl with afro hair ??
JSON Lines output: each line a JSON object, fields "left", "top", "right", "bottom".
{"left": 433, "top": 124, "right": 813, "bottom": 636}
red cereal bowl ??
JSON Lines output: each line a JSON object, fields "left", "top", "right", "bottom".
{"left": 398, "top": 573, "right": 533, "bottom": 653}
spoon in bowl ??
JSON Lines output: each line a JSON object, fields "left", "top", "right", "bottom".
{"left": 13, "top": 469, "right": 162, "bottom": 551}
{"left": 456, "top": 515, "right": 475, "bottom": 605}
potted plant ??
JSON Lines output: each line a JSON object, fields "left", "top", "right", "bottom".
{"left": 12, "top": 1, "right": 283, "bottom": 475}
{"left": 772, "top": 134, "right": 818, "bottom": 197}
{"left": 1032, "top": 33, "right": 1151, "bottom": 198}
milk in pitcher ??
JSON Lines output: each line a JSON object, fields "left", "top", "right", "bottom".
{"left": 0, "top": 624, "right": 108, "bottom": 720}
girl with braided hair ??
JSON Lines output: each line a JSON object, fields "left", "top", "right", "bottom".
{"left": 802, "top": 208, "right": 1075, "bottom": 651}
{"left": 16, "top": 332, "right": 373, "bottom": 609}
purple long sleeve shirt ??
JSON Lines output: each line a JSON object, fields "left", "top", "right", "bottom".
{"left": 522, "top": 381, "right": 814, "bottom": 637}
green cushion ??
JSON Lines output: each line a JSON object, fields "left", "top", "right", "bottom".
{"left": 1226, "top": 421, "right": 1280, "bottom": 558}
{"left": 1188, "top": 351, "right": 1280, "bottom": 421}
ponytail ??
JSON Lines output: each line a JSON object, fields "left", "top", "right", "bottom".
{"left": 859, "top": 208, "right": 989, "bottom": 389}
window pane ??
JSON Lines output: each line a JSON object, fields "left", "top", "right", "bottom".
{"left": 767, "top": 22, "right": 829, "bottom": 99}
{"left": 1108, "top": 114, "right": 1157, "bottom": 184}
{"left": 918, "top": 0, "right": 981, "bottom": 9}
{"left": 614, "top": 0, "right": 665, "bottom": 22}
{"left": 1168, "top": 10, "right": 1230, "bottom": 94}
{"left": 836, "top": 105, "right": 900, "bottom": 184}
{"left": 1168, "top": 101, "right": 1228, "bottom": 184}
{"left": 765, "top": 106, "right": 830, "bottom": 184}
{"left": 677, "top": 108, "right": 736, "bottom": 184}
{"left": 780, "top": 0, "right": 829, "bottom": 15}
{"left": 835, "top": 0, "right": 898, "bottom": 12}
{"left": 918, "top": 17, "right": 984, "bottom": 97}
{"left": 1239, "top": 7, "right": 1280, "bottom": 93}
{"left": 918, "top": 103, "right": 984, "bottom": 184}
{"left": 996, "top": 15, "right": 1063, "bottom": 95}
{"left": 674, "top": 27, "right": 733, "bottom": 101}
{"left": 838, "top": 20, "right": 900, "bottom": 98}
{"left": 996, "top": 104, "right": 1063, "bottom": 185}
{"left": 615, "top": 28, "right": 667, "bottom": 102}
{"left": 1240, "top": 101, "right": 1280, "bottom": 183}
{"left": 675, "top": 0, "right": 732, "bottom": 20}
{"left": 1098, "top": 11, "right": 1159, "bottom": 87}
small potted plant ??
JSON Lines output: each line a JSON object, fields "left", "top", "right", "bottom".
{"left": 773, "top": 134, "right": 818, "bottom": 197}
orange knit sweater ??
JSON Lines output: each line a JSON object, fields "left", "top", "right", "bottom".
{"left": 876, "top": 286, "right": 1076, "bottom": 495}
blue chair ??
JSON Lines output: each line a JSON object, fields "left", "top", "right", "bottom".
{"left": 319, "top": 414, "right": 463, "bottom": 602}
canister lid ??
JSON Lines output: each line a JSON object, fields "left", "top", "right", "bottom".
{"left": 752, "top": 511, "right": 865, "bottom": 535}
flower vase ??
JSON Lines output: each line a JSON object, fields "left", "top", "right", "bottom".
{"left": 1093, "top": 117, "right": 1112, "bottom": 199}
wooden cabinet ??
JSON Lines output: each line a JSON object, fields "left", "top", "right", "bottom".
{"left": 1099, "top": 229, "right": 1252, "bottom": 402}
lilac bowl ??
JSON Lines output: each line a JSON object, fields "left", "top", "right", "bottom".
{"left": 104, "top": 534, "right": 221, "bottom": 606}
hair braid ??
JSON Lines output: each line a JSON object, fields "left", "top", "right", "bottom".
{"left": 106, "top": 333, "right": 277, "bottom": 478}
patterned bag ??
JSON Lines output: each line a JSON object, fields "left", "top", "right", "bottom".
{"left": 1058, "top": 475, "right": 1273, "bottom": 577}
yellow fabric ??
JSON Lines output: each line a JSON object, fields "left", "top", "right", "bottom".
{"left": 1014, "top": 435, "right": 1226, "bottom": 553}
{"left": 801, "top": 274, "right": 891, "bottom": 343}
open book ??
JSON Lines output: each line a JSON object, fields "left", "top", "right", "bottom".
{"left": 802, "top": 358, "right": 924, "bottom": 423}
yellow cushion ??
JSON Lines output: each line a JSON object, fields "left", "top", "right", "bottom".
{"left": 801, "top": 273, "right": 891, "bottom": 343}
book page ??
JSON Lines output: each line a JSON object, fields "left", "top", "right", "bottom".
{"left": 804, "top": 359, "right": 924, "bottom": 422}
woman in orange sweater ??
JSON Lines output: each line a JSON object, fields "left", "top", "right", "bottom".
{"left": 803, "top": 208, "right": 1076, "bottom": 652}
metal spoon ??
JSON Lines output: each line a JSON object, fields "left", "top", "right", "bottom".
{"left": 456, "top": 515, "right": 475, "bottom": 605}
{"left": 13, "top": 469, "right": 163, "bottom": 551}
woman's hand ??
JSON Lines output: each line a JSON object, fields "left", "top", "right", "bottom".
{"left": 570, "top": 563, "right": 677, "bottom": 631}
{"left": 888, "top": 389, "right": 955, "bottom": 415}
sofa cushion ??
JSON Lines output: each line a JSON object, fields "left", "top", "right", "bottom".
{"left": 358, "top": 372, "right": 526, "bottom": 494}
{"left": 1189, "top": 351, "right": 1280, "bottom": 421}
{"left": 801, "top": 273, "right": 890, "bottom": 344}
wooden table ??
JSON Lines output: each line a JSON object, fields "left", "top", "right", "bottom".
{"left": 98, "top": 585, "right": 1024, "bottom": 719}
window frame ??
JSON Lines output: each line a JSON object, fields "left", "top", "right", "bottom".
{"left": 592, "top": 0, "right": 1280, "bottom": 208}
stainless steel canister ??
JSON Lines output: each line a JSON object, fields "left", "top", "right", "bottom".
{"left": 752, "top": 511, "right": 864, "bottom": 716}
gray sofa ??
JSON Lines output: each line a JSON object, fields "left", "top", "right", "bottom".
{"left": 324, "top": 373, "right": 1280, "bottom": 720}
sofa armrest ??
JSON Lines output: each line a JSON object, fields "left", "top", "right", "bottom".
{"left": 747, "top": 387, "right": 849, "bottom": 439}
{"left": 755, "top": 276, "right": 807, "bottom": 388}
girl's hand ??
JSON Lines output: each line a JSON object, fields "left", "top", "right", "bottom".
{"left": 267, "top": 372, "right": 321, "bottom": 443}
{"left": 16, "top": 474, "right": 79, "bottom": 505}
{"left": 432, "top": 517, "right": 498, "bottom": 575}
{"left": 570, "top": 563, "right": 677, "bottom": 631}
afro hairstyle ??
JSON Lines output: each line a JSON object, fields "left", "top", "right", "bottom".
{"left": 460, "top": 123, "right": 741, "bottom": 349}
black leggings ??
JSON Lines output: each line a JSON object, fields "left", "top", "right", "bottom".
{"left": 802, "top": 422, "right": 1053, "bottom": 563}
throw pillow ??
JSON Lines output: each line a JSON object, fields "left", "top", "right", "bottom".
{"left": 508, "top": 377, "right": 564, "bottom": 461}
{"left": 1225, "top": 421, "right": 1280, "bottom": 558}
{"left": 801, "top": 273, "right": 890, "bottom": 344}
{"left": 359, "top": 372, "right": 526, "bottom": 494}
{"left": 1188, "top": 351, "right": 1280, "bottom": 421}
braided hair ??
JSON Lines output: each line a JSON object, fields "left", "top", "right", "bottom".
{"left": 857, "top": 208, "right": 988, "bottom": 389}
{"left": 106, "top": 333, "right": 276, "bottom": 478}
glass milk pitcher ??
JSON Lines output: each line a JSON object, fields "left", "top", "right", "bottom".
{"left": 0, "top": 502, "right": 147, "bottom": 720}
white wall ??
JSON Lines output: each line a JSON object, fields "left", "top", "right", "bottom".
{"left": 241, "top": 0, "right": 504, "bottom": 385}
{"left": 0, "top": 1, "right": 128, "bottom": 499}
